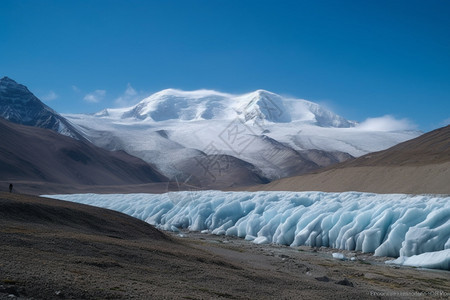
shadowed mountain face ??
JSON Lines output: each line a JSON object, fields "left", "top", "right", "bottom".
{"left": 0, "top": 118, "right": 167, "bottom": 187}
{"left": 171, "top": 154, "right": 270, "bottom": 189}
{"left": 0, "top": 77, "right": 83, "bottom": 139}
{"left": 249, "top": 125, "right": 450, "bottom": 194}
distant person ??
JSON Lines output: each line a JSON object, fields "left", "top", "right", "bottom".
{"left": 9, "top": 183, "right": 13, "bottom": 193}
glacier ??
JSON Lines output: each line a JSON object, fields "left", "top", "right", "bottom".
{"left": 45, "top": 191, "right": 450, "bottom": 270}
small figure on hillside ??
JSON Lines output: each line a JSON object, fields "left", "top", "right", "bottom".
{"left": 9, "top": 183, "right": 13, "bottom": 193}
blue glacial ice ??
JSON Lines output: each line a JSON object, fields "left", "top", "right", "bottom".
{"left": 45, "top": 191, "right": 450, "bottom": 270}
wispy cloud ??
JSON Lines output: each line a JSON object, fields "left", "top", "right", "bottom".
{"left": 114, "top": 83, "right": 144, "bottom": 107}
{"left": 72, "top": 85, "right": 81, "bottom": 93}
{"left": 41, "top": 90, "right": 58, "bottom": 101}
{"left": 84, "top": 90, "right": 106, "bottom": 103}
{"left": 441, "top": 117, "right": 450, "bottom": 126}
{"left": 357, "top": 115, "right": 417, "bottom": 131}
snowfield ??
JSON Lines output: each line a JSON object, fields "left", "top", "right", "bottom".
{"left": 46, "top": 191, "right": 450, "bottom": 270}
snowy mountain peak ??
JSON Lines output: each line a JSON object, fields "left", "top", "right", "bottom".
{"left": 0, "top": 76, "right": 19, "bottom": 85}
{"left": 154, "top": 88, "right": 231, "bottom": 99}
{"left": 0, "top": 76, "right": 18, "bottom": 85}
{"left": 0, "top": 77, "right": 56, "bottom": 121}
{"left": 0, "top": 77, "right": 83, "bottom": 139}
{"left": 248, "top": 89, "right": 276, "bottom": 97}
{"left": 0, "top": 77, "right": 34, "bottom": 102}
{"left": 121, "top": 89, "right": 233, "bottom": 121}
{"left": 115, "top": 88, "right": 354, "bottom": 127}
{"left": 235, "top": 90, "right": 291, "bottom": 123}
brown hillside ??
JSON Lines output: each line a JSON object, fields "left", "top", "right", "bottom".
{"left": 340, "top": 125, "right": 450, "bottom": 167}
{"left": 0, "top": 118, "right": 167, "bottom": 191}
{"left": 247, "top": 125, "right": 450, "bottom": 194}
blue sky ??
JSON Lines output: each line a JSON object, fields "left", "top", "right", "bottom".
{"left": 1, "top": 0, "right": 449, "bottom": 131}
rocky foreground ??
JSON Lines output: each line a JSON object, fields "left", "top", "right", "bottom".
{"left": 0, "top": 192, "right": 449, "bottom": 299}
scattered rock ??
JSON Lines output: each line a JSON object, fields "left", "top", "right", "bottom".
{"left": 335, "top": 278, "right": 354, "bottom": 287}
{"left": 315, "top": 276, "right": 331, "bottom": 282}
{"left": 0, "top": 285, "right": 20, "bottom": 297}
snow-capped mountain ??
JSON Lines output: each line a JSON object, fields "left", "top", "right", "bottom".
{"left": 0, "top": 77, "right": 83, "bottom": 139}
{"left": 99, "top": 88, "right": 354, "bottom": 127}
{"left": 65, "top": 89, "right": 420, "bottom": 185}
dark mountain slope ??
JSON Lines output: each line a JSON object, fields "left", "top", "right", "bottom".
{"left": 172, "top": 154, "right": 270, "bottom": 189}
{"left": 0, "top": 76, "right": 83, "bottom": 139}
{"left": 0, "top": 118, "right": 167, "bottom": 188}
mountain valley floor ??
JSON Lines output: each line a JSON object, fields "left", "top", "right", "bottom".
{"left": 0, "top": 192, "right": 449, "bottom": 299}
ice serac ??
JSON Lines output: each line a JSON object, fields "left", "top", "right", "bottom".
{"left": 47, "top": 191, "right": 450, "bottom": 270}
{"left": 0, "top": 77, "right": 83, "bottom": 140}
{"left": 386, "top": 249, "right": 450, "bottom": 270}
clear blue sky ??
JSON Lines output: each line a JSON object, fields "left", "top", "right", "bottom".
{"left": 1, "top": 0, "right": 449, "bottom": 131}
